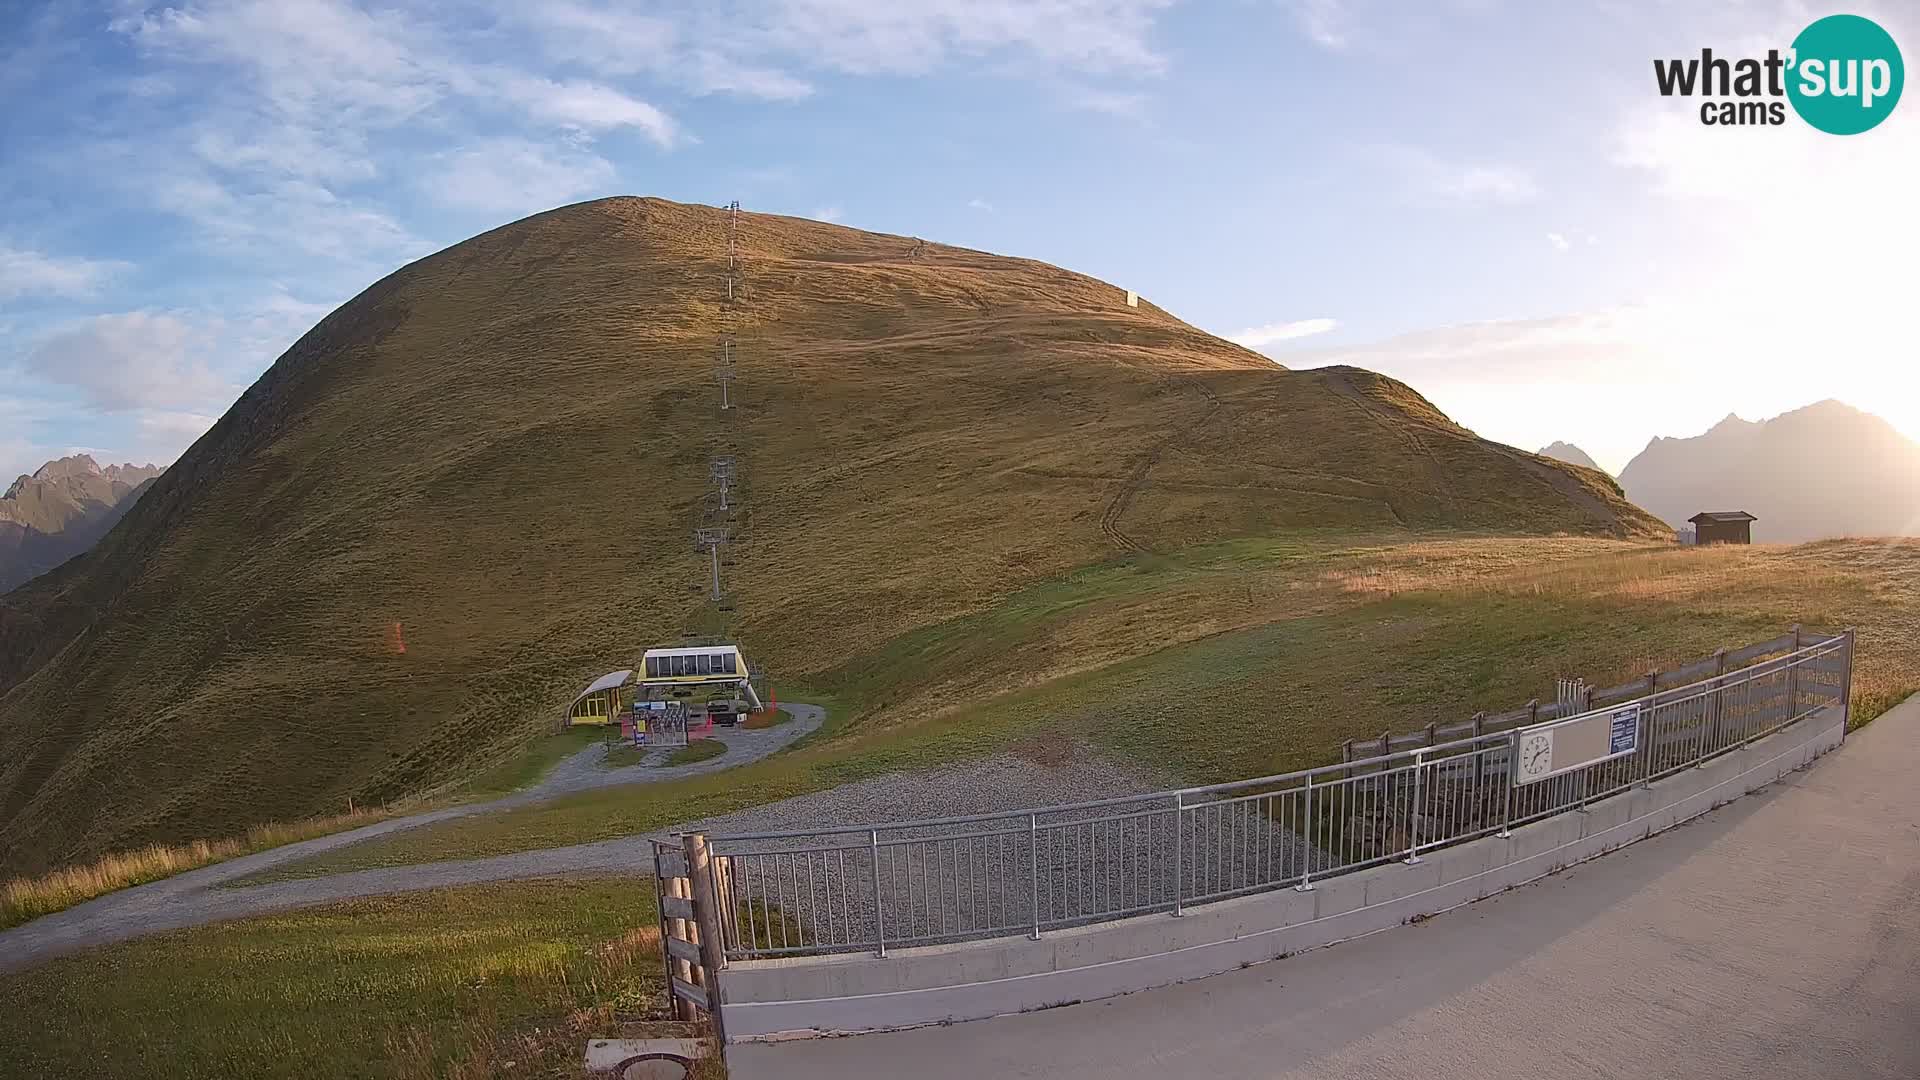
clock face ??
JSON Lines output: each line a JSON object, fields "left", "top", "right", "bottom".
{"left": 1517, "top": 731, "right": 1554, "bottom": 781}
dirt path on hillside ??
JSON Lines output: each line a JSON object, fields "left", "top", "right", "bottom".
{"left": 0, "top": 704, "right": 826, "bottom": 974}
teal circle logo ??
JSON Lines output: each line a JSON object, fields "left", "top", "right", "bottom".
{"left": 1787, "top": 14, "right": 1904, "bottom": 134}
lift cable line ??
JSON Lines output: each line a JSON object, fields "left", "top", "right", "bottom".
{"left": 716, "top": 339, "right": 736, "bottom": 410}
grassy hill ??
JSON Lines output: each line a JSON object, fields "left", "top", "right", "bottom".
{"left": 0, "top": 197, "right": 1662, "bottom": 877}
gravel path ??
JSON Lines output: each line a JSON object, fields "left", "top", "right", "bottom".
{"left": 533, "top": 709, "right": 822, "bottom": 796}
{"left": 0, "top": 704, "right": 825, "bottom": 974}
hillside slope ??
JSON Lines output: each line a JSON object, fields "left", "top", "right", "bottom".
{"left": 0, "top": 457, "right": 160, "bottom": 593}
{"left": 1620, "top": 401, "right": 1920, "bottom": 541}
{"left": 0, "top": 197, "right": 1663, "bottom": 875}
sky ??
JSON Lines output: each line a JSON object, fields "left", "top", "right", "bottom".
{"left": 1, "top": 0, "right": 1916, "bottom": 480}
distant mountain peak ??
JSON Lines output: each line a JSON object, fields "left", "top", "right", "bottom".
{"left": 1619, "top": 398, "right": 1920, "bottom": 543}
{"left": 31, "top": 454, "right": 103, "bottom": 481}
{"left": 1537, "top": 441, "right": 1602, "bottom": 472}
{"left": 1, "top": 454, "right": 164, "bottom": 592}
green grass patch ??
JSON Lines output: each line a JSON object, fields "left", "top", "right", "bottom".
{"left": 458, "top": 726, "right": 619, "bottom": 798}
{"left": 601, "top": 741, "right": 651, "bottom": 768}
{"left": 0, "top": 878, "right": 672, "bottom": 1080}
{"left": 661, "top": 739, "right": 728, "bottom": 767}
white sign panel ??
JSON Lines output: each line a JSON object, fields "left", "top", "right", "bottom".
{"left": 1512, "top": 702, "right": 1643, "bottom": 786}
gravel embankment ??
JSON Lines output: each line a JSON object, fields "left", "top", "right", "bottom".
{"left": 682, "top": 754, "right": 1331, "bottom": 955}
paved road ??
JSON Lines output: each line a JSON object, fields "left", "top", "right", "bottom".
{"left": 731, "top": 695, "right": 1920, "bottom": 1080}
{"left": 0, "top": 704, "right": 823, "bottom": 974}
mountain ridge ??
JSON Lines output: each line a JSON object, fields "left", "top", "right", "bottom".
{"left": 1620, "top": 399, "right": 1920, "bottom": 541}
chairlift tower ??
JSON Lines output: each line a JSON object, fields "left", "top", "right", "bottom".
{"left": 725, "top": 199, "right": 741, "bottom": 301}
{"left": 694, "top": 526, "right": 732, "bottom": 601}
{"left": 709, "top": 455, "right": 737, "bottom": 511}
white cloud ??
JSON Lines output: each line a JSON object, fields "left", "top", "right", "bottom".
{"left": 427, "top": 138, "right": 619, "bottom": 214}
{"left": 1059, "top": 83, "right": 1150, "bottom": 117}
{"left": 1546, "top": 232, "right": 1571, "bottom": 252}
{"left": 1284, "top": 0, "right": 1352, "bottom": 49}
{"left": 967, "top": 197, "right": 994, "bottom": 212}
{"left": 25, "top": 312, "right": 235, "bottom": 413}
{"left": 1228, "top": 317, "right": 1339, "bottom": 348}
{"left": 1374, "top": 146, "right": 1540, "bottom": 205}
{"left": 509, "top": 0, "right": 1170, "bottom": 97}
{"left": 0, "top": 247, "right": 129, "bottom": 299}
{"left": 495, "top": 75, "right": 678, "bottom": 145}
{"left": 1438, "top": 164, "right": 1538, "bottom": 203}
{"left": 148, "top": 170, "right": 422, "bottom": 262}
{"left": 811, "top": 206, "right": 845, "bottom": 223}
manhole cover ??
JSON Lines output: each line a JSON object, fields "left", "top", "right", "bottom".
{"left": 618, "top": 1055, "right": 690, "bottom": 1080}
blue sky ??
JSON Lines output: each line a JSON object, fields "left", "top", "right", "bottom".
{"left": 2, "top": 0, "right": 1916, "bottom": 481}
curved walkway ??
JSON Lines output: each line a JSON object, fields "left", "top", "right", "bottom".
{"left": 0, "top": 703, "right": 824, "bottom": 974}
{"left": 733, "top": 694, "right": 1920, "bottom": 1079}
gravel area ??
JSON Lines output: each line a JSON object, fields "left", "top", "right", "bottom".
{"left": 689, "top": 754, "right": 1330, "bottom": 955}
{"left": 679, "top": 749, "right": 1173, "bottom": 839}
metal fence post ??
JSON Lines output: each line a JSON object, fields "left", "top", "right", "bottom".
{"left": 1787, "top": 624, "right": 1803, "bottom": 722}
{"left": 1496, "top": 733, "right": 1516, "bottom": 838}
{"left": 869, "top": 829, "right": 886, "bottom": 958}
{"left": 1296, "top": 776, "right": 1315, "bottom": 891}
{"left": 1028, "top": 813, "right": 1042, "bottom": 938}
{"left": 1171, "top": 793, "right": 1185, "bottom": 915}
{"left": 1840, "top": 629, "right": 1856, "bottom": 731}
{"left": 1405, "top": 751, "right": 1425, "bottom": 864}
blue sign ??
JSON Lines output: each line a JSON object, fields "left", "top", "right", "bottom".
{"left": 1608, "top": 705, "right": 1641, "bottom": 755}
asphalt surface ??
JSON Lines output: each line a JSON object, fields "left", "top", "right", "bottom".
{"left": 0, "top": 704, "right": 824, "bottom": 974}
{"left": 731, "top": 695, "right": 1920, "bottom": 1080}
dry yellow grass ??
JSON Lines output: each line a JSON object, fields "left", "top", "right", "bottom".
{"left": 0, "top": 804, "right": 399, "bottom": 929}
{"left": 0, "top": 197, "right": 1660, "bottom": 878}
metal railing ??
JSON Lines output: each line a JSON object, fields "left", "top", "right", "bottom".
{"left": 698, "top": 631, "right": 1853, "bottom": 960}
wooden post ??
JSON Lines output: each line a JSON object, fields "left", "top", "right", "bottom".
{"left": 683, "top": 832, "right": 729, "bottom": 1045}
{"left": 666, "top": 875, "right": 696, "bottom": 1021}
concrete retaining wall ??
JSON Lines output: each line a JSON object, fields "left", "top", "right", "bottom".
{"left": 721, "top": 704, "right": 1846, "bottom": 1042}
